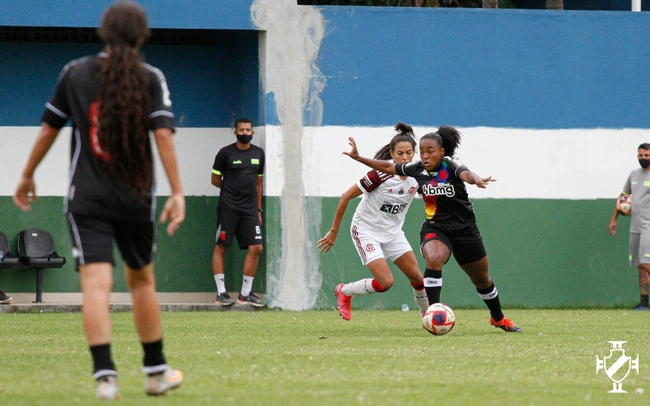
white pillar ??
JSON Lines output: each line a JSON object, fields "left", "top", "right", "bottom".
{"left": 632, "top": 0, "right": 641, "bottom": 12}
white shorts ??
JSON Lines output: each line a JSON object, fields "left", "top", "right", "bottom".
{"left": 350, "top": 223, "right": 413, "bottom": 266}
{"left": 629, "top": 232, "right": 650, "bottom": 266}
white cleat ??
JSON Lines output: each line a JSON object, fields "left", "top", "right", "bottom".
{"left": 96, "top": 375, "right": 121, "bottom": 400}
{"left": 145, "top": 368, "right": 183, "bottom": 396}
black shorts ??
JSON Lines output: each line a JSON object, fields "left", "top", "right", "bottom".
{"left": 215, "top": 206, "right": 263, "bottom": 249}
{"left": 419, "top": 221, "right": 486, "bottom": 266}
{"left": 67, "top": 212, "right": 155, "bottom": 270}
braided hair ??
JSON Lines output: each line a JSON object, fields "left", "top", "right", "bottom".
{"left": 374, "top": 122, "right": 417, "bottom": 160}
{"left": 96, "top": 1, "right": 152, "bottom": 199}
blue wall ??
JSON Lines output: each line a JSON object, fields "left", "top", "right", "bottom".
{"left": 317, "top": 8, "right": 650, "bottom": 128}
{"left": 0, "top": 0, "right": 255, "bottom": 29}
{"left": 0, "top": 33, "right": 259, "bottom": 128}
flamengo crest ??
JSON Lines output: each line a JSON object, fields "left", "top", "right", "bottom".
{"left": 595, "top": 341, "right": 639, "bottom": 393}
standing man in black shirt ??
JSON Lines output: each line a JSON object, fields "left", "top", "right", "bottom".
{"left": 211, "top": 118, "right": 266, "bottom": 307}
{"left": 13, "top": 1, "right": 184, "bottom": 399}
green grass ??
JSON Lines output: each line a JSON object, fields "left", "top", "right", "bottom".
{"left": 1, "top": 309, "right": 649, "bottom": 405}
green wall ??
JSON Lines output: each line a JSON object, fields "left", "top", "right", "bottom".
{"left": 0, "top": 197, "right": 265, "bottom": 295}
{"left": 312, "top": 198, "right": 635, "bottom": 310}
{"left": 0, "top": 196, "right": 636, "bottom": 309}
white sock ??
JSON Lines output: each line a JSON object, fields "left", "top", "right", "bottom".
{"left": 214, "top": 274, "right": 226, "bottom": 294}
{"left": 413, "top": 287, "right": 429, "bottom": 313}
{"left": 342, "top": 278, "right": 376, "bottom": 296}
{"left": 241, "top": 276, "right": 254, "bottom": 297}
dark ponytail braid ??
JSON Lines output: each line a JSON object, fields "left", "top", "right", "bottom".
{"left": 374, "top": 122, "right": 417, "bottom": 160}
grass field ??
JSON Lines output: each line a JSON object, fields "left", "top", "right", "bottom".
{"left": 1, "top": 309, "right": 649, "bottom": 405}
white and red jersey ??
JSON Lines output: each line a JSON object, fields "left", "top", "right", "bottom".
{"left": 352, "top": 170, "right": 419, "bottom": 241}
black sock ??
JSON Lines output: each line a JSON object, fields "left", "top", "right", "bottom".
{"left": 90, "top": 344, "right": 116, "bottom": 379}
{"left": 641, "top": 294, "right": 649, "bottom": 307}
{"left": 477, "top": 283, "right": 504, "bottom": 321}
{"left": 142, "top": 339, "right": 166, "bottom": 375}
{"left": 424, "top": 268, "right": 442, "bottom": 305}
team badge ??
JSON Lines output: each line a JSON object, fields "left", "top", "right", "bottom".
{"left": 596, "top": 341, "right": 639, "bottom": 393}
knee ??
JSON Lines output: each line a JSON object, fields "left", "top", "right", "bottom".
{"left": 248, "top": 244, "right": 263, "bottom": 257}
{"left": 374, "top": 276, "right": 394, "bottom": 291}
{"left": 409, "top": 273, "right": 424, "bottom": 285}
{"left": 425, "top": 254, "right": 447, "bottom": 269}
{"left": 127, "top": 271, "right": 155, "bottom": 290}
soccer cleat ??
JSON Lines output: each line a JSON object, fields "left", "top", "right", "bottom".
{"left": 334, "top": 283, "right": 352, "bottom": 321}
{"left": 414, "top": 292, "right": 429, "bottom": 317}
{"left": 96, "top": 375, "right": 121, "bottom": 400}
{"left": 215, "top": 292, "right": 235, "bottom": 306}
{"left": 237, "top": 292, "right": 266, "bottom": 307}
{"left": 632, "top": 304, "right": 650, "bottom": 311}
{"left": 490, "top": 316, "right": 523, "bottom": 333}
{"left": 145, "top": 368, "right": 183, "bottom": 396}
{"left": 0, "top": 290, "right": 11, "bottom": 305}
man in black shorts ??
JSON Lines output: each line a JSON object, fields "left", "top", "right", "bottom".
{"left": 211, "top": 118, "right": 266, "bottom": 307}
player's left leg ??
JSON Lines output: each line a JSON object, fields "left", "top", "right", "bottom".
{"left": 69, "top": 214, "right": 121, "bottom": 398}
{"left": 634, "top": 233, "right": 650, "bottom": 310}
{"left": 393, "top": 251, "right": 428, "bottom": 315}
{"left": 236, "top": 212, "right": 266, "bottom": 307}
{"left": 635, "top": 264, "right": 650, "bottom": 310}
{"left": 459, "top": 256, "right": 522, "bottom": 333}
{"left": 79, "top": 262, "right": 120, "bottom": 399}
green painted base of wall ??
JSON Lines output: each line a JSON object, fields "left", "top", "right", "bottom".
{"left": 313, "top": 197, "right": 635, "bottom": 310}
{"left": 0, "top": 196, "right": 265, "bottom": 295}
{"left": 0, "top": 196, "right": 636, "bottom": 309}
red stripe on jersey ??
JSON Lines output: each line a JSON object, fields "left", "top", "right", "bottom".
{"left": 359, "top": 170, "right": 394, "bottom": 193}
{"left": 351, "top": 225, "right": 366, "bottom": 263}
{"left": 89, "top": 100, "right": 113, "bottom": 162}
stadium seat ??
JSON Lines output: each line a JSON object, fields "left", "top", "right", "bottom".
{"left": 17, "top": 229, "right": 66, "bottom": 303}
{"left": 0, "top": 231, "right": 22, "bottom": 269}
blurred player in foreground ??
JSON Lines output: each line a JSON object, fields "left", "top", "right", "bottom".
{"left": 14, "top": 1, "right": 184, "bottom": 399}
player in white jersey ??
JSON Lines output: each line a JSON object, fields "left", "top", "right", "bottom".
{"left": 317, "top": 123, "right": 428, "bottom": 321}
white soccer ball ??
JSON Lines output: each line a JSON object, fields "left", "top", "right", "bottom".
{"left": 422, "top": 303, "right": 456, "bottom": 336}
{"left": 616, "top": 195, "right": 632, "bottom": 216}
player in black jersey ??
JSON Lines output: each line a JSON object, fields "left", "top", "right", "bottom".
{"left": 211, "top": 118, "right": 266, "bottom": 307}
{"left": 344, "top": 126, "right": 522, "bottom": 333}
{"left": 14, "top": 1, "right": 184, "bottom": 399}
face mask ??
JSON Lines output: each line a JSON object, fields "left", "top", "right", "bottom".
{"left": 639, "top": 159, "right": 650, "bottom": 169}
{"left": 237, "top": 135, "right": 252, "bottom": 144}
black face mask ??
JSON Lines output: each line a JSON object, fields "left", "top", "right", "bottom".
{"left": 639, "top": 159, "right": 650, "bottom": 169}
{"left": 237, "top": 135, "right": 252, "bottom": 144}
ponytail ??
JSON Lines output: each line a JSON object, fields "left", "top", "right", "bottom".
{"left": 374, "top": 122, "right": 417, "bottom": 160}
{"left": 97, "top": 1, "right": 152, "bottom": 199}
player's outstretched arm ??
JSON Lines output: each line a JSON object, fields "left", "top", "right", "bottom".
{"left": 460, "top": 171, "right": 496, "bottom": 189}
{"left": 343, "top": 137, "right": 397, "bottom": 175}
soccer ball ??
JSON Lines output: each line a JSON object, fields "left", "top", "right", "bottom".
{"left": 616, "top": 195, "right": 632, "bottom": 216}
{"left": 422, "top": 303, "right": 455, "bottom": 336}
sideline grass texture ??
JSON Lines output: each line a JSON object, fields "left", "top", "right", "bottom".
{"left": 1, "top": 309, "right": 649, "bottom": 405}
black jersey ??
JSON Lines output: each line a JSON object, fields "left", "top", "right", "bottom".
{"left": 41, "top": 53, "right": 175, "bottom": 221}
{"left": 396, "top": 157, "right": 476, "bottom": 231}
{"left": 212, "top": 143, "right": 265, "bottom": 212}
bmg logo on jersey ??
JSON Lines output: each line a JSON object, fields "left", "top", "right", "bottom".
{"left": 421, "top": 183, "right": 455, "bottom": 197}
{"left": 595, "top": 341, "right": 639, "bottom": 393}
